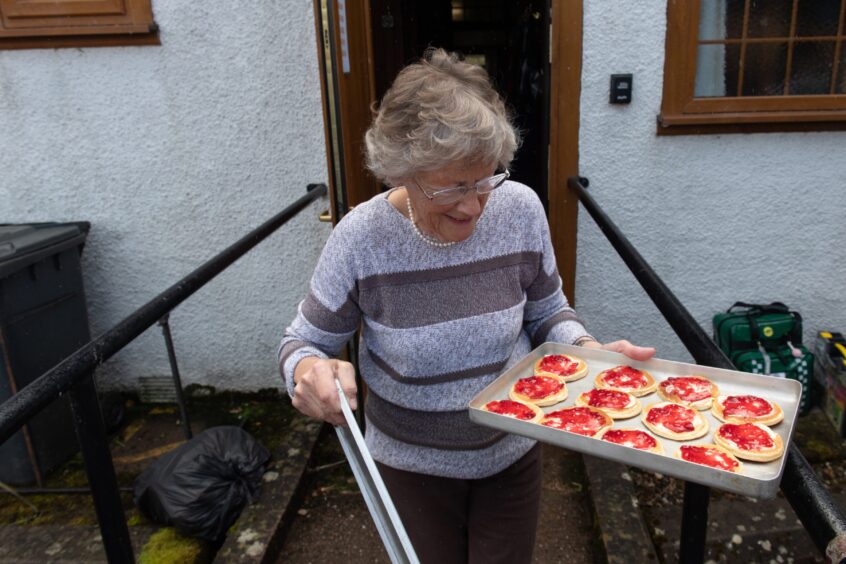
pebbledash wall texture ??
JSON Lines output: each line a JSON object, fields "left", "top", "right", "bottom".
{"left": 0, "top": 2, "right": 331, "bottom": 391}
{"left": 2, "top": 1, "right": 844, "bottom": 392}
{"left": 575, "top": 0, "right": 846, "bottom": 362}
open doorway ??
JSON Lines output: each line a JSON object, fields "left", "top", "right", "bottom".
{"left": 369, "top": 0, "right": 551, "bottom": 209}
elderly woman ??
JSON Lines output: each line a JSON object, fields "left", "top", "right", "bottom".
{"left": 279, "top": 48, "right": 653, "bottom": 563}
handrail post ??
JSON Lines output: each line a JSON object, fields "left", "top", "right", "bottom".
{"left": 679, "top": 482, "right": 709, "bottom": 564}
{"left": 68, "top": 375, "right": 134, "bottom": 563}
{"left": 158, "top": 314, "right": 192, "bottom": 441}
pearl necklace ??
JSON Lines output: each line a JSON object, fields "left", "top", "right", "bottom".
{"left": 406, "top": 198, "right": 457, "bottom": 248}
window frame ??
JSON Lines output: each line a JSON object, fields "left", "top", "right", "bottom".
{"left": 659, "top": 0, "right": 846, "bottom": 133}
{"left": 0, "top": 0, "right": 158, "bottom": 50}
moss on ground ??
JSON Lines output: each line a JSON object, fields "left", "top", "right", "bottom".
{"left": 137, "top": 528, "right": 212, "bottom": 564}
{"left": 0, "top": 489, "right": 140, "bottom": 526}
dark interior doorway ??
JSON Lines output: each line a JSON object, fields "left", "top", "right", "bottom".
{"left": 370, "top": 0, "right": 551, "bottom": 209}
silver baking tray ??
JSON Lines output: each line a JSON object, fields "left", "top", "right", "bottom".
{"left": 468, "top": 342, "right": 802, "bottom": 499}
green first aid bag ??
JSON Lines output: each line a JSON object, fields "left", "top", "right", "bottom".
{"left": 713, "top": 302, "right": 803, "bottom": 358}
{"left": 732, "top": 345, "right": 814, "bottom": 415}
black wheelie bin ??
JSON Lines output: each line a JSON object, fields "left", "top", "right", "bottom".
{"left": 0, "top": 222, "right": 92, "bottom": 485}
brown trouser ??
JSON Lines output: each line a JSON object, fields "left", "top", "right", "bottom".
{"left": 376, "top": 444, "right": 542, "bottom": 564}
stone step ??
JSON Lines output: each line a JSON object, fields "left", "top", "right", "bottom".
{"left": 213, "top": 417, "right": 323, "bottom": 563}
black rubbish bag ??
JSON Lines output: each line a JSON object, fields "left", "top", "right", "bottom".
{"left": 133, "top": 426, "right": 271, "bottom": 542}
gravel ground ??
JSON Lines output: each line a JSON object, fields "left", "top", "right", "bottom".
{"left": 275, "top": 434, "right": 602, "bottom": 563}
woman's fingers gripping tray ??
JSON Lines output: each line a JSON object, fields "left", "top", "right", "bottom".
{"left": 292, "top": 359, "right": 358, "bottom": 427}
{"left": 601, "top": 339, "right": 656, "bottom": 361}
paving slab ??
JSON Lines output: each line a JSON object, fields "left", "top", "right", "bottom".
{"left": 650, "top": 493, "right": 846, "bottom": 563}
{"left": 533, "top": 445, "right": 603, "bottom": 563}
{"left": 0, "top": 525, "right": 157, "bottom": 563}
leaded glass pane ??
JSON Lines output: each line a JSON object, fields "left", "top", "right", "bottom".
{"left": 748, "top": 0, "right": 792, "bottom": 38}
{"left": 795, "top": 0, "right": 841, "bottom": 37}
{"left": 742, "top": 42, "right": 789, "bottom": 96}
{"left": 790, "top": 41, "right": 836, "bottom": 94}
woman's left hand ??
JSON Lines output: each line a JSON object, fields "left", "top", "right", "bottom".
{"left": 581, "top": 339, "right": 656, "bottom": 361}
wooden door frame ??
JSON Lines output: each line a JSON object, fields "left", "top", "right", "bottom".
{"left": 313, "top": 0, "right": 380, "bottom": 223}
{"left": 313, "top": 0, "right": 583, "bottom": 302}
{"left": 548, "top": 0, "right": 583, "bottom": 304}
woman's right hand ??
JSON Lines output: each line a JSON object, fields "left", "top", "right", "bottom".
{"left": 291, "top": 358, "right": 358, "bottom": 426}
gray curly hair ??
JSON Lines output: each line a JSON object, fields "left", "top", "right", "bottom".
{"left": 364, "top": 48, "right": 520, "bottom": 185}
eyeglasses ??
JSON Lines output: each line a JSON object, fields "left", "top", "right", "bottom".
{"left": 414, "top": 169, "right": 510, "bottom": 206}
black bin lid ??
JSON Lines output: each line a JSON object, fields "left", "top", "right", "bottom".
{"left": 0, "top": 222, "right": 90, "bottom": 278}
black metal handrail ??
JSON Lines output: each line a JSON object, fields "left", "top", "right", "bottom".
{"left": 0, "top": 183, "right": 327, "bottom": 563}
{"left": 569, "top": 176, "right": 846, "bottom": 564}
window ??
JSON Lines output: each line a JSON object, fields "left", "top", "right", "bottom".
{"left": 660, "top": 0, "right": 846, "bottom": 133}
{"left": 0, "top": 0, "right": 158, "bottom": 50}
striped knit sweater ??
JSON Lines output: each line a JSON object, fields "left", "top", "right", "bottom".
{"left": 279, "top": 181, "right": 591, "bottom": 479}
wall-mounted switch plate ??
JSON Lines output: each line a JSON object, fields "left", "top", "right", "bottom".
{"left": 610, "top": 74, "right": 633, "bottom": 104}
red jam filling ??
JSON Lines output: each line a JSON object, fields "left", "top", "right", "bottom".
{"left": 585, "top": 388, "right": 631, "bottom": 409}
{"left": 541, "top": 407, "right": 606, "bottom": 436}
{"left": 538, "top": 354, "right": 580, "bottom": 376}
{"left": 680, "top": 445, "right": 739, "bottom": 471}
{"left": 514, "top": 376, "right": 564, "bottom": 400}
{"left": 646, "top": 404, "right": 696, "bottom": 433}
{"left": 718, "top": 423, "right": 775, "bottom": 450}
{"left": 660, "top": 376, "right": 712, "bottom": 401}
{"left": 484, "top": 400, "right": 537, "bottom": 421}
{"left": 723, "top": 395, "right": 774, "bottom": 418}
{"left": 601, "top": 366, "right": 647, "bottom": 389}
{"left": 602, "top": 429, "right": 657, "bottom": 450}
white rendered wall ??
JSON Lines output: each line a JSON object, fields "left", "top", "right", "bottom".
{"left": 0, "top": 2, "right": 331, "bottom": 391}
{"left": 576, "top": 1, "right": 846, "bottom": 363}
